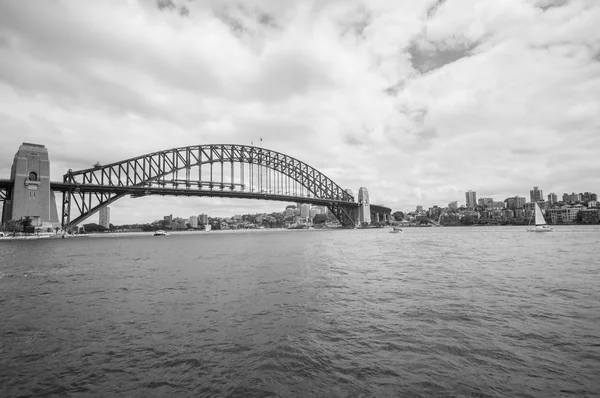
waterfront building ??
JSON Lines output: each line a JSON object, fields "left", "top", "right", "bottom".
{"left": 562, "top": 206, "right": 579, "bottom": 223}
{"left": 189, "top": 215, "right": 198, "bottom": 228}
{"left": 547, "top": 207, "right": 580, "bottom": 223}
{"left": 465, "top": 190, "right": 477, "bottom": 209}
{"left": 530, "top": 186, "right": 544, "bottom": 202}
{"left": 547, "top": 208, "right": 562, "bottom": 224}
{"left": 99, "top": 206, "right": 110, "bottom": 229}
{"left": 548, "top": 193, "right": 557, "bottom": 204}
{"left": 199, "top": 213, "right": 208, "bottom": 225}
{"left": 448, "top": 201, "right": 458, "bottom": 210}
{"left": 580, "top": 209, "right": 599, "bottom": 223}
{"left": 164, "top": 214, "right": 172, "bottom": 224}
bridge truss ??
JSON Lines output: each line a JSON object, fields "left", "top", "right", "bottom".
{"left": 56, "top": 145, "right": 358, "bottom": 229}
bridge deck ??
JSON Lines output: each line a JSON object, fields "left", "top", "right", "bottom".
{"left": 49, "top": 182, "right": 359, "bottom": 207}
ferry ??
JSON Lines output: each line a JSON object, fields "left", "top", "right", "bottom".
{"left": 153, "top": 230, "right": 168, "bottom": 236}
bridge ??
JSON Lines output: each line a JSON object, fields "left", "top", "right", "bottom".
{"left": 1, "top": 143, "right": 391, "bottom": 230}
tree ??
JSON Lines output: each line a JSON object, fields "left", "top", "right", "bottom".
{"left": 313, "top": 214, "right": 328, "bottom": 224}
{"left": 392, "top": 211, "right": 405, "bottom": 221}
{"left": 5, "top": 220, "right": 23, "bottom": 235}
{"left": 82, "top": 223, "right": 106, "bottom": 233}
{"left": 460, "top": 216, "right": 475, "bottom": 226}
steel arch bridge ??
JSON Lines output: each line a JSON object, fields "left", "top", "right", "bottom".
{"left": 52, "top": 144, "right": 360, "bottom": 229}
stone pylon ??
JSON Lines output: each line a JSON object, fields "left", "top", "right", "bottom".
{"left": 358, "top": 187, "right": 371, "bottom": 225}
{"left": 1, "top": 143, "right": 60, "bottom": 230}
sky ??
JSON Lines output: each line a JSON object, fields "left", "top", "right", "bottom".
{"left": 1, "top": 0, "right": 599, "bottom": 224}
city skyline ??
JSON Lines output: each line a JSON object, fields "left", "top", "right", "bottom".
{"left": 1, "top": 1, "right": 599, "bottom": 223}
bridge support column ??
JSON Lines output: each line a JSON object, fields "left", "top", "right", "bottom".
{"left": 2, "top": 143, "right": 60, "bottom": 230}
{"left": 358, "top": 187, "right": 371, "bottom": 225}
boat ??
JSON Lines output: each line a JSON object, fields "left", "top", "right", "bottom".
{"left": 527, "top": 203, "right": 553, "bottom": 232}
{"left": 153, "top": 230, "right": 168, "bottom": 236}
{"left": 390, "top": 226, "right": 403, "bottom": 234}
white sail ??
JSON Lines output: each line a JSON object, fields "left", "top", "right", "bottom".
{"left": 534, "top": 202, "right": 546, "bottom": 226}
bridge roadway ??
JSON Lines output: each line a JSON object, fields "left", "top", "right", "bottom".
{"left": 48, "top": 181, "right": 357, "bottom": 207}
{"left": 1, "top": 178, "right": 390, "bottom": 213}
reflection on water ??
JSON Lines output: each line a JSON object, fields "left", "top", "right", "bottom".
{"left": 1, "top": 226, "right": 599, "bottom": 397}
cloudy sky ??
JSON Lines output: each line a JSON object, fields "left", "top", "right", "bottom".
{"left": 1, "top": 0, "right": 599, "bottom": 223}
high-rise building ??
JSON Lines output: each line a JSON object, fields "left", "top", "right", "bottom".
{"left": 581, "top": 192, "right": 593, "bottom": 202}
{"left": 530, "top": 186, "right": 544, "bottom": 202}
{"left": 478, "top": 198, "right": 493, "bottom": 207}
{"left": 99, "top": 206, "right": 110, "bottom": 229}
{"left": 189, "top": 215, "right": 198, "bottom": 228}
{"left": 358, "top": 187, "right": 371, "bottom": 224}
{"left": 505, "top": 196, "right": 526, "bottom": 209}
{"left": 345, "top": 189, "right": 354, "bottom": 202}
{"left": 300, "top": 204, "right": 310, "bottom": 219}
{"left": 164, "top": 214, "right": 172, "bottom": 224}
{"left": 416, "top": 205, "right": 423, "bottom": 213}
{"left": 465, "top": 190, "right": 477, "bottom": 209}
{"left": 198, "top": 213, "right": 208, "bottom": 225}
{"left": 548, "top": 193, "right": 557, "bottom": 204}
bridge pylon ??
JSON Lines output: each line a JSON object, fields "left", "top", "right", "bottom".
{"left": 1, "top": 143, "right": 60, "bottom": 230}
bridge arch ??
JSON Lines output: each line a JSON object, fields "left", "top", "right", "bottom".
{"left": 59, "top": 144, "right": 357, "bottom": 228}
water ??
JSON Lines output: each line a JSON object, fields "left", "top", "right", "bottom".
{"left": 1, "top": 226, "right": 599, "bottom": 397}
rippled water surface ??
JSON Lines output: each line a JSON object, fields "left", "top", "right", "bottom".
{"left": 1, "top": 226, "right": 599, "bottom": 397}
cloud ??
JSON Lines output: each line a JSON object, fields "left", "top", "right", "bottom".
{"left": 1, "top": 0, "right": 599, "bottom": 223}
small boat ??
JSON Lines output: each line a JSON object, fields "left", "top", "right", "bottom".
{"left": 527, "top": 203, "right": 553, "bottom": 232}
{"left": 153, "top": 230, "right": 168, "bottom": 236}
{"left": 390, "top": 227, "right": 403, "bottom": 234}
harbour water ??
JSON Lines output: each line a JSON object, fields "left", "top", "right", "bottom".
{"left": 1, "top": 226, "right": 599, "bottom": 397}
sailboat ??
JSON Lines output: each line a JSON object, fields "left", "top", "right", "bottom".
{"left": 527, "top": 202, "right": 553, "bottom": 232}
